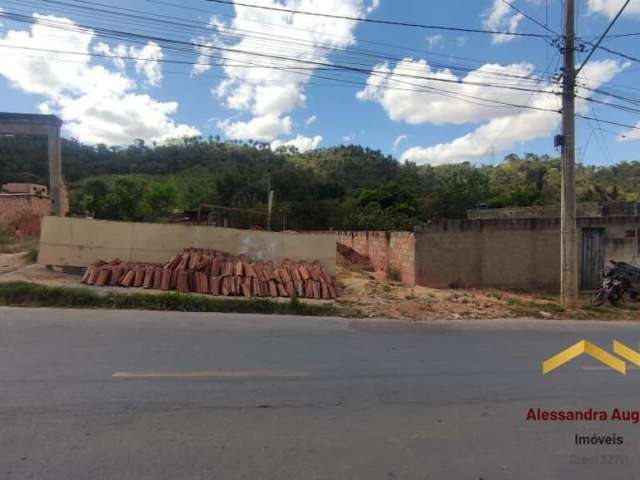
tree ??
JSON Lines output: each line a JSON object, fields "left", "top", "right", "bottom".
{"left": 430, "top": 163, "right": 489, "bottom": 218}
{"left": 102, "top": 177, "right": 146, "bottom": 221}
{"left": 83, "top": 179, "right": 109, "bottom": 218}
{"left": 142, "top": 181, "right": 178, "bottom": 220}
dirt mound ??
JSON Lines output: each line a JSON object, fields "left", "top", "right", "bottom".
{"left": 337, "top": 244, "right": 374, "bottom": 271}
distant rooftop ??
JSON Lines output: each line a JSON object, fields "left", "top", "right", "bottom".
{"left": 1, "top": 183, "right": 49, "bottom": 196}
{"left": 0, "top": 113, "right": 62, "bottom": 127}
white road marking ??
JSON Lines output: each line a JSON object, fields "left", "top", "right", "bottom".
{"left": 581, "top": 366, "right": 640, "bottom": 371}
{"left": 112, "top": 369, "right": 311, "bottom": 379}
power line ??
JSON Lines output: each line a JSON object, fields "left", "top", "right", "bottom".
{"left": 605, "top": 32, "right": 640, "bottom": 39}
{"left": 145, "top": 0, "right": 516, "bottom": 64}
{"left": 479, "top": 50, "right": 562, "bottom": 163}
{"left": 593, "top": 44, "right": 640, "bottom": 65}
{"left": 3, "top": 1, "right": 636, "bottom": 136}
{"left": 579, "top": 95, "right": 640, "bottom": 115}
{"left": 499, "top": 0, "right": 558, "bottom": 35}
{"left": 0, "top": 20, "right": 557, "bottom": 101}
{"left": 0, "top": 42, "right": 563, "bottom": 116}
{"left": 148, "top": 0, "right": 556, "bottom": 72}
{"left": 578, "top": 65, "right": 616, "bottom": 164}
{"left": 35, "top": 0, "right": 561, "bottom": 84}
{"left": 0, "top": 1, "right": 558, "bottom": 87}
{"left": 575, "top": 0, "right": 630, "bottom": 76}
{"left": 10, "top": 0, "right": 555, "bottom": 86}
{"left": 0, "top": 11, "right": 561, "bottom": 96}
{"left": 576, "top": 114, "right": 640, "bottom": 131}
{"left": 205, "top": 0, "right": 552, "bottom": 39}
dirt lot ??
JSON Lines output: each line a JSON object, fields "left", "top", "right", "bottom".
{"left": 335, "top": 254, "right": 640, "bottom": 321}
{"left": 1, "top": 240, "right": 639, "bottom": 320}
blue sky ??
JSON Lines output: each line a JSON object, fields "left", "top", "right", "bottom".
{"left": 0, "top": 0, "right": 639, "bottom": 166}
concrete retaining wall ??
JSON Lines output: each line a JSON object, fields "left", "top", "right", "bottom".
{"left": 39, "top": 217, "right": 336, "bottom": 275}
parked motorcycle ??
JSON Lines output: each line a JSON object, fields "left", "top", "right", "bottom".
{"left": 591, "top": 265, "right": 639, "bottom": 307}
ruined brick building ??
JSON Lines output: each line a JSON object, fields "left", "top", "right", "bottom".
{"left": 0, "top": 182, "right": 68, "bottom": 237}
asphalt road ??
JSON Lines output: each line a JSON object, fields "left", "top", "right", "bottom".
{"left": 2, "top": 307, "right": 640, "bottom": 479}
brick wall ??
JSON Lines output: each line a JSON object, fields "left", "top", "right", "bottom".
{"left": 414, "top": 217, "right": 640, "bottom": 292}
{"left": 0, "top": 195, "right": 51, "bottom": 237}
{"left": 336, "top": 231, "right": 416, "bottom": 286}
{"left": 389, "top": 233, "right": 416, "bottom": 286}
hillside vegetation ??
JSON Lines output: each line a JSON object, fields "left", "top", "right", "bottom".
{"left": 1, "top": 135, "right": 639, "bottom": 230}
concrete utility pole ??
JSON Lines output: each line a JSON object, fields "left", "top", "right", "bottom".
{"left": 560, "top": 0, "right": 578, "bottom": 307}
{"left": 267, "top": 190, "right": 274, "bottom": 231}
{"left": 47, "top": 121, "right": 63, "bottom": 216}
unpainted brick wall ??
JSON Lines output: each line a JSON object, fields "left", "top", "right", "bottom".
{"left": 0, "top": 195, "right": 51, "bottom": 237}
{"left": 413, "top": 217, "right": 640, "bottom": 292}
{"left": 336, "top": 231, "right": 416, "bottom": 286}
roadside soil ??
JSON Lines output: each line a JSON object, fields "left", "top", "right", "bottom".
{"left": 335, "top": 254, "right": 640, "bottom": 321}
{"left": 1, "top": 243, "right": 639, "bottom": 320}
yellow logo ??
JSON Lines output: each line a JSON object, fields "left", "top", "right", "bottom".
{"left": 542, "top": 340, "right": 640, "bottom": 375}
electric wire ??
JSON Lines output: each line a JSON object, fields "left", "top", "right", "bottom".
{"left": 205, "top": 0, "right": 553, "bottom": 39}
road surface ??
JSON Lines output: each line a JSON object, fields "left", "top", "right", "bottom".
{"left": 1, "top": 307, "right": 640, "bottom": 479}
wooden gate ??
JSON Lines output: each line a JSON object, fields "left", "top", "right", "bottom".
{"left": 581, "top": 228, "right": 605, "bottom": 290}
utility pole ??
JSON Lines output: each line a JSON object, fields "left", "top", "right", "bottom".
{"left": 560, "top": 0, "right": 577, "bottom": 307}
{"left": 267, "top": 190, "right": 274, "bottom": 231}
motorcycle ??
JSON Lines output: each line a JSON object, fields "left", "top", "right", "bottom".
{"left": 591, "top": 269, "right": 639, "bottom": 307}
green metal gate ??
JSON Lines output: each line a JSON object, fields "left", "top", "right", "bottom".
{"left": 580, "top": 228, "right": 605, "bottom": 290}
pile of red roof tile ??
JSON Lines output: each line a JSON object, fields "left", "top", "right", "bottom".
{"left": 81, "top": 248, "right": 337, "bottom": 300}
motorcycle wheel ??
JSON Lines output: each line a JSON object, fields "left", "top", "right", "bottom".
{"left": 591, "top": 290, "right": 606, "bottom": 307}
{"left": 609, "top": 293, "right": 622, "bottom": 306}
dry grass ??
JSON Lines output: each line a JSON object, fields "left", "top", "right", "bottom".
{"left": 0, "top": 230, "right": 38, "bottom": 255}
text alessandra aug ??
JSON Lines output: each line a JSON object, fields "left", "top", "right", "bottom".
{"left": 526, "top": 408, "right": 640, "bottom": 423}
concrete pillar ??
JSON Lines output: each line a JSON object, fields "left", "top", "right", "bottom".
{"left": 47, "top": 124, "right": 63, "bottom": 216}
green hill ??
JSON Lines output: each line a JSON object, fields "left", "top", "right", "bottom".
{"left": 1, "top": 135, "right": 638, "bottom": 230}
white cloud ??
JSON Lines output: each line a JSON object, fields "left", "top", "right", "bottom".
{"left": 0, "top": 14, "right": 198, "bottom": 144}
{"left": 398, "top": 60, "right": 625, "bottom": 165}
{"left": 482, "top": 0, "right": 524, "bottom": 44}
{"left": 132, "top": 41, "right": 163, "bottom": 87}
{"left": 393, "top": 134, "right": 408, "bottom": 149}
{"left": 218, "top": 114, "right": 291, "bottom": 141}
{"left": 456, "top": 36, "right": 468, "bottom": 47}
{"left": 191, "top": 17, "right": 227, "bottom": 76}
{"left": 619, "top": 122, "right": 640, "bottom": 141}
{"left": 202, "top": 0, "right": 378, "bottom": 141}
{"left": 357, "top": 58, "right": 541, "bottom": 125}
{"left": 588, "top": 0, "right": 640, "bottom": 17}
{"left": 93, "top": 42, "right": 128, "bottom": 70}
{"left": 271, "top": 134, "right": 322, "bottom": 152}
{"left": 426, "top": 34, "right": 444, "bottom": 50}
{"left": 92, "top": 41, "right": 164, "bottom": 87}
{"left": 55, "top": 94, "right": 197, "bottom": 145}
{"left": 366, "top": 0, "right": 380, "bottom": 14}
{"left": 305, "top": 114, "right": 317, "bottom": 126}
{"left": 252, "top": 84, "right": 305, "bottom": 116}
